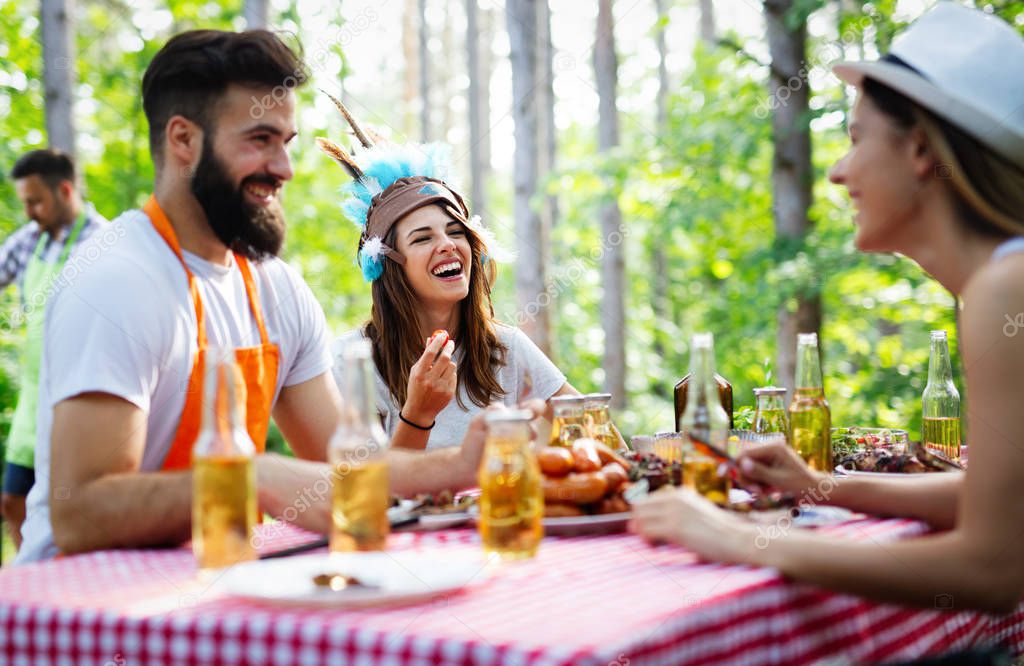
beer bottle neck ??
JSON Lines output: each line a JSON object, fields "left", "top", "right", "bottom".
{"left": 794, "top": 341, "right": 823, "bottom": 389}
{"left": 927, "top": 334, "right": 954, "bottom": 386}
{"left": 197, "top": 348, "right": 249, "bottom": 457}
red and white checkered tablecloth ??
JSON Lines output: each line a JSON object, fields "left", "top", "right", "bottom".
{"left": 1, "top": 518, "right": 1021, "bottom": 666}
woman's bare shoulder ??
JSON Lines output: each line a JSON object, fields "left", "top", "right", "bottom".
{"left": 962, "top": 253, "right": 1024, "bottom": 319}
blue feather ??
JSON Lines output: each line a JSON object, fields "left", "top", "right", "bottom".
{"left": 359, "top": 250, "right": 384, "bottom": 281}
{"left": 339, "top": 143, "right": 458, "bottom": 232}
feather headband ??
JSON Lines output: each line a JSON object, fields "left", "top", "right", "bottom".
{"left": 315, "top": 92, "right": 513, "bottom": 281}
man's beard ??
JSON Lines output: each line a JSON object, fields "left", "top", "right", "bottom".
{"left": 190, "top": 142, "right": 286, "bottom": 261}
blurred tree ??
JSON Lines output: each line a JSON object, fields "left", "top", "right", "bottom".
{"left": 506, "top": 0, "right": 552, "bottom": 355}
{"left": 402, "top": 0, "right": 418, "bottom": 139}
{"left": 651, "top": 0, "right": 670, "bottom": 371}
{"left": 765, "top": 0, "right": 819, "bottom": 394}
{"left": 41, "top": 0, "right": 77, "bottom": 158}
{"left": 537, "top": 0, "right": 558, "bottom": 237}
{"left": 243, "top": 0, "right": 267, "bottom": 29}
{"left": 595, "top": 0, "right": 626, "bottom": 407}
{"left": 466, "top": 0, "right": 486, "bottom": 214}
{"left": 418, "top": 0, "right": 429, "bottom": 142}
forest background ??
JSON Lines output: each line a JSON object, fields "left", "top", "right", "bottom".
{"left": 2, "top": 0, "right": 1022, "bottom": 459}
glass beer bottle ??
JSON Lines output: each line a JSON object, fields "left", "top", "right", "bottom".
{"left": 921, "top": 330, "right": 961, "bottom": 460}
{"left": 753, "top": 387, "right": 789, "bottom": 435}
{"left": 679, "top": 333, "right": 731, "bottom": 505}
{"left": 548, "top": 395, "right": 586, "bottom": 447}
{"left": 329, "top": 339, "right": 390, "bottom": 552}
{"left": 478, "top": 410, "right": 544, "bottom": 560}
{"left": 583, "top": 393, "right": 618, "bottom": 449}
{"left": 192, "top": 348, "right": 257, "bottom": 570}
{"left": 787, "top": 333, "right": 833, "bottom": 472}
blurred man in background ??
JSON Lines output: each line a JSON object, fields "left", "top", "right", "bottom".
{"left": 2, "top": 149, "right": 108, "bottom": 549}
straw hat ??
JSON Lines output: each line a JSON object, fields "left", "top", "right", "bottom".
{"left": 833, "top": 2, "right": 1024, "bottom": 169}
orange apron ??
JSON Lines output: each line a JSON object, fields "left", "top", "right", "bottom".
{"left": 142, "top": 196, "right": 280, "bottom": 470}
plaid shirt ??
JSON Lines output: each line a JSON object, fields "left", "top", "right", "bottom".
{"left": 0, "top": 203, "right": 108, "bottom": 295}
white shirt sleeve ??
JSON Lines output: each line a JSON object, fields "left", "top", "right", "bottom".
{"left": 505, "top": 326, "right": 567, "bottom": 401}
{"left": 43, "top": 254, "right": 170, "bottom": 412}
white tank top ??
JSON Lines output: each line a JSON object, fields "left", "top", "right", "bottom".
{"left": 992, "top": 237, "right": 1024, "bottom": 261}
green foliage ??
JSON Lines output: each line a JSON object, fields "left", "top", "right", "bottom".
{"left": 0, "top": 0, "right": 1017, "bottom": 462}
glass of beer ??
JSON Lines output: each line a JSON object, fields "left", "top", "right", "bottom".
{"left": 478, "top": 410, "right": 543, "bottom": 560}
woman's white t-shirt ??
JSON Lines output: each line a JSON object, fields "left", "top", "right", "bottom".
{"left": 333, "top": 324, "right": 566, "bottom": 449}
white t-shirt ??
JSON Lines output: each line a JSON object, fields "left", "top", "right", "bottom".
{"left": 332, "top": 323, "right": 566, "bottom": 450}
{"left": 17, "top": 208, "right": 332, "bottom": 563}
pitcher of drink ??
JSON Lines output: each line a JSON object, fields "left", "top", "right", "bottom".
{"left": 753, "top": 387, "right": 789, "bottom": 435}
{"left": 787, "top": 333, "right": 833, "bottom": 472}
{"left": 921, "top": 330, "right": 961, "bottom": 460}
{"left": 329, "top": 339, "right": 390, "bottom": 552}
{"left": 478, "top": 410, "right": 543, "bottom": 560}
{"left": 583, "top": 393, "right": 618, "bottom": 449}
{"left": 548, "top": 395, "right": 586, "bottom": 446}
{"left": 192, "top": 347, "right": 258, "bottom": 570}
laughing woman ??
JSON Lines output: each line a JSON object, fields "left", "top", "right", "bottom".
{"left": 319, "top": 113, "right": 577, "bottom": 450}
{"left": 633, "top": 4, "right": 1024, "bottom": 613}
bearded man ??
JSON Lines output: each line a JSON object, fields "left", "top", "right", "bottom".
{"left": 16, "top": 30, "right": 518, "bottom": 562}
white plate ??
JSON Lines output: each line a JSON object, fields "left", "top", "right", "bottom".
{"left": 414, "top": 512, "right": 472, "bottom": 530}
{"left": 389, "top": 501, "right": 473, "bottom": 531}
{"left": 834, "top": 465, "right": 924, "bottom": 478}
{"left": 542, "top": 512, "right": 631, "bottom": 536}
{"left": 216, "top": 552, "right": 491, "bottom": 608}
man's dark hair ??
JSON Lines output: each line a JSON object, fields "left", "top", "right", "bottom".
{"left": 10, "top": 149, "right": 76, "bottom": 189}
{"left": 141, "top": 29, "right": 308, "bottom": 164}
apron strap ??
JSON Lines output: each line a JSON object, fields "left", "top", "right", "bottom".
{"left": 56, "top": 212, "right": 87, "bottom": 265}
{"left": 234, "top": 254, "right": 271, "bottom": 346}
{"left": 143, "top": 196, "right": 208, "bottom": 348}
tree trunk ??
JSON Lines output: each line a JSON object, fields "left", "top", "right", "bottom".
{"left": 651, "top": 0, "right": 670, "bottom": 367}
{"left": 418, "top": 0, "right": 430, "bottom": 142}
{"left": 506, "top": 0, "right": 551, "bottom": 355}
{"left": 243, "top": 0, "right": 268, "bottom": 29}
{"left": 698, "top": 0, "right": 716, "bottom": 44}
{"left": 479, "top": 5, "right": 493, "bottom": 187}
{"left": 595, "top": 0, "right": 626, "bottom": 408}
{"left": 403, "top": 0, "right": 419, "bottom": 138}
{"left": 537, "top": 0, "right": 558, "bottom": 230}
{"left": 765, "top": 0, "right": 820, "bottom": 393}
{"left": 41, "top": 0, "right": 77, "bottom": 159}
{"left": 441, "top": 1, "right": 454, "bottom": 141}
{"left": 466, "top": 0, "right": 487, "bottom": 215}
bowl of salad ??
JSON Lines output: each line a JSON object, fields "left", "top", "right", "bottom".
{"left": 831, "top": 427, "right": 909, "bottom": 458}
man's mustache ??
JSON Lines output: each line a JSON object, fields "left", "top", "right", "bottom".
{"left": 241, "top": 174, "right": 282, "bottom": 189}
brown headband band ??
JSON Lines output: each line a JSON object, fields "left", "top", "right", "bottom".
{"left": 361, "top": 176, "right": 470, "bottom": 265}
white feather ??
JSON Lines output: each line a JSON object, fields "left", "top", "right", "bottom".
{"left": 466, "top": 215, "right": 516, "bottom": 263}
{"left": 362, "top": 235, "right": 385, "bottom": 259}
{"left": 360, "top": 176, "right": 382, "bottom": 197}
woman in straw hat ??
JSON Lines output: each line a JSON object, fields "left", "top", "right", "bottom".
{"left": 317, "top": 100, "right": 578, "bottom": 450}
{"left": 633, "top": 3, "right": 1024, "bottom": 612}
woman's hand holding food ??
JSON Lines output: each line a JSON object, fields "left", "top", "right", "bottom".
{"left": 737, "top": 440, "right": 826, "bottom": 497}
{"left": 402, "top": 330, "right": 457, "bottom": 427}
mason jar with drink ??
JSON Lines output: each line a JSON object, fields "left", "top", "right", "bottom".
{"left": 477, "top": 409, "right": 543, "bottom": 559}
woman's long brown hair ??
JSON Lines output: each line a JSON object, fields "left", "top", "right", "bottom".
{"left": 363, "top": 210, "right": 509, "bottom": 410}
